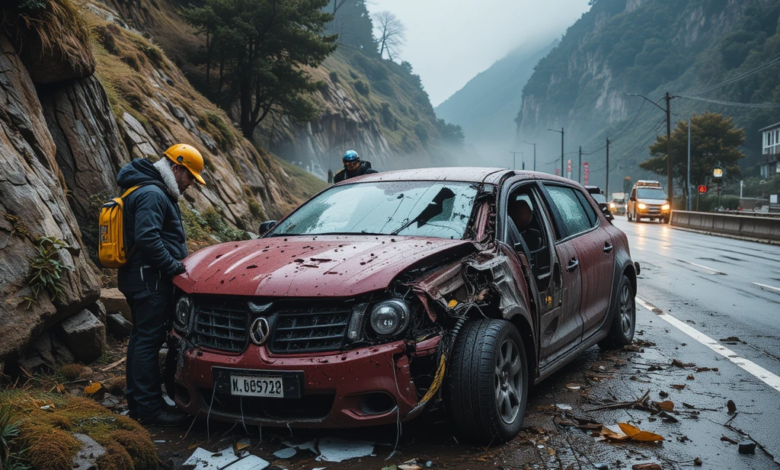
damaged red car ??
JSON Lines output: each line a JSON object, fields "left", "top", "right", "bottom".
{"left": 169, "top": 168, "right": 638, "bottom": 442}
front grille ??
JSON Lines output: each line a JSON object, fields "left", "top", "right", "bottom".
{"left": 270, "top": 308, "right": 351, "bottom": 354}
{"left": 646, "top": 205, "right": 661, "bottom": 214}
{"left": 192, "top": 299, "right": 249, "bottom": 352}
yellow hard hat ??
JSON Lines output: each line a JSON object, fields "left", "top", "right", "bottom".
{"left": 163, "top": 143, "right": 206, "bottom": 185}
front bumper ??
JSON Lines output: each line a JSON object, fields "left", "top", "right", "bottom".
{"left": 172, "top": 334, "right": 439, "bottom": 428}
{"left": 635, "top": 206, "right": 669, "bottom": 217}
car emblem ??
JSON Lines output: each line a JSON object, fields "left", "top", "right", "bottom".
{"left": 249, "top": 317, "right": 271, "bottom": 346}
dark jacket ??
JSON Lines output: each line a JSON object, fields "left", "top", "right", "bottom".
{"left": 333, "top": 161, "right": 378, "bottom": 183}
{"left": 116, "top": 159, "right": 187, "bottom": 282}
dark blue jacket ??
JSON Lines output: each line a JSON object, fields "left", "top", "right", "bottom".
{"left": 116, "top": 159, "right": 187, "bottom": 281}
{"left": 334, "top": 161, "right": 378, "bottom": 183}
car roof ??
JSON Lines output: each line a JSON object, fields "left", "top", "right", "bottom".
{"left": 346, "top": 167, "right": 578, "bottom": 186}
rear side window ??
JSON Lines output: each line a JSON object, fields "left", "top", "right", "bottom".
{"left": 575, "top": 191, "right": 598, "bottom": 227}
{"left": 545, "top": 185, "right": 593, "bottom": 239}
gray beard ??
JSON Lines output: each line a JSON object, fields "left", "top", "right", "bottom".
{"left": 153, "top": 159, "right": 182, "bottom": 200}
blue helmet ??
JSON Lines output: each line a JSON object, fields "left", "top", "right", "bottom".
{"left": 343, "top": 150, "right": 359, "bottom": 162}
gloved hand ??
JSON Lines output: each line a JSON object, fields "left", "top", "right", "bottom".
{"left": 170, "top": 260, "right": 186, "bottom": 276}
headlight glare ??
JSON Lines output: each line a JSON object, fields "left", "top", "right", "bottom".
{"left": 637, "top": 203, "right": 647, "bottom": 210}
{"left": 662, "top": 204, "right": 670, "bottom": 210}
{"left": 174, "top": 295, "right": 193, "bottom": 332}
{"left": 369, "top": 300, "right": 410, "bottom": 337}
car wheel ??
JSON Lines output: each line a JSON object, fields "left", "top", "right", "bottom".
{"left": 447, "top": 319, "right": 528, "bottom": 443}
{"left": 599, "top": 275, "right": 636, "bottom": 350}
{"left": 627, "top": 211, "right": 632, "bottom": 222}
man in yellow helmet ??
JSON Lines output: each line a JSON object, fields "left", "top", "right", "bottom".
{"left": 115, "top": 144, "right": 205, "bottom": 426}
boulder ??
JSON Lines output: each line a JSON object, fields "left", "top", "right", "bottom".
{"left": 51, "top": 335, "right": 76, "bottom": 365}
{"left": 18, "top": 332, "right": 56, "bottom": 373}
{"left": 100, "top": 288, "right": 131, "bottom": 321}
{"left": 87, "top": 300, "right": 108, "bottom": 325}
{"left": 59, "top": 310, "right": 106, "bottom": 364}
{"left": 10, "top": 3, "right": 96, "bottom": 84}
{"left": 107, "top": 313, "right": 133, "bottom": 339}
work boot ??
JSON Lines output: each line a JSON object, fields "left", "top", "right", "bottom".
{"left": 138, "top": 408, "right": 189, "bottom": 427}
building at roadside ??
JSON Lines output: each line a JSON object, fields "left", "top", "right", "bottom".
{"left": 760, "top": 121, "right": 780, "bottom": 179}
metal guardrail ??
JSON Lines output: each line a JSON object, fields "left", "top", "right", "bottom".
{"left": 670, "top": 211, "right": 780, "bottom": 242}
{"left": 720, "top": 210, "right": 780, "bottom": 219}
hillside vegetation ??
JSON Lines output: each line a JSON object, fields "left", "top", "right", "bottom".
{"left": 517, "top": 0, "right": 780, "bottom": 191}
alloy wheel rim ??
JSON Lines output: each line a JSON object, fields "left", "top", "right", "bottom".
{"left": 620, "top": 284, "right": 634, "bottom": 336}
{"left": 494, "top": 338, "right": 523, "bottom": 424}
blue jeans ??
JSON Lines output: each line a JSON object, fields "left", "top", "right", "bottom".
{"left": 120, "top": 266, "right": 174, "bottom": 419}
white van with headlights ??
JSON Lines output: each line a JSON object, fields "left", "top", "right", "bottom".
{"left": 627, "top": 180, "right": 670, "bottom": 223}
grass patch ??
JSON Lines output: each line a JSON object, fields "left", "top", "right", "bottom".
{"left": 0, "top": 391, "right": 156, "bottom": 470}
{"left": 25, "top": 237, "right": 74, "bottom": 309}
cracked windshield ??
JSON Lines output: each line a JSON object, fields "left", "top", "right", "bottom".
{"left": 271, "top": 182, "right": 477, "bottom": 238}
{"left": 4, "top": 0, "right": 780, "bottom": 469}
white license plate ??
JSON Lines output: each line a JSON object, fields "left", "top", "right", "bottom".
{"left": 230, "top": 375, "right": 284, "bottom": 398}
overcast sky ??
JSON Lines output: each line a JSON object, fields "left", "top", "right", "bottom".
{"left": 366, "top": 0, "right": 592, "bottom": 107}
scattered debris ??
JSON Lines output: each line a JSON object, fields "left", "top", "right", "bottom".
{"left": 556, "top": 404, "right": 573, "bottom": 411}
{"left": 721, "top": 436, "right": 738, "bottom": 444}
{"left": 72, "top": 433, "right": 106, "bottom": 470}
{"left": 618, "top": 423, "right": 664, "bottom": 442}
{"left": 183, "top": 448, "right": 241, "bottom": 470}
{"left": 566, "top": 383, "right": 583, "bottom": 390}
{"left": 316, "top": 437, "right": 374, "bottom": 462}
{"left": 226, "top": 455, "right": 271, "bottom": 470}
{"left": 727, "top": 400, "right": 737, "bottom": 414}
{"left": 632, "top": 464, "right": 662, "bottom": 470}
{"left": 657, "top": 401, "right": 674, "bottom": 412}
{"left": 273, "top": 448, "right": 297, "bottom": 459}
{"left": 84, "top": 382, "right": 102, "bottom": 395}
{"left": 720, "top": 336, "right": 742, "bottom": 343}
{"left": 670, "top": 384, "right": 686, "bottom": 390}
{"left": 594, "top": 463, "right": 610, "bottom": 469}
{"left": 694, "top": 457, "right": 703, "bottom": 466}
{"left": 658, "top": 390, "right": 668, "bottom": 398}
{"left": 738, "top": 441, "right": 757, "bottom": 454}
{"left": 671, "top": 359, "right": 694, "bottom": 368}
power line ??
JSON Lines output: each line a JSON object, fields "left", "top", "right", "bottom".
{"left": 582, "top": 99, "right": 650, "bottom": 155}
{"left": 676, "top": 94, "right": 780, "bottom": 109}
{"left": 680, "top": 53, "right": 780, "bottom": 96}
{"left": 590, "top": 118, "right": 666, "bottom": 172}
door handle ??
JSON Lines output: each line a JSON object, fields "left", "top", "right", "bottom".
{"left": 566, "top": 258, "right": 579, "bottom": 272}
{"left": 603, "top": 243, "right": 613, "bottom": 253}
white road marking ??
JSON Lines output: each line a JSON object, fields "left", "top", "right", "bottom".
{"left": 676, "top": 259, "right": 726, "bottom": 275}
{"left": 754, "top": 282, "right": 780, "bottom": 294}
{"left": 636, "top": 296, "right": 780, "bottom": 393}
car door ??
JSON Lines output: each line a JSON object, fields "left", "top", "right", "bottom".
{"left": 571, "top": 189, "right": 615, "bottom": 337}
{"left": 497, "top": 180, "right": 576, "bottom": 367}
{"left": 535, "top": 184, "right": 585, "bottom": 364}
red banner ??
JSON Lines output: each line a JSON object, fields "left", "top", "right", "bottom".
{"left": 567, "top": 159, "right": 572, "bottom": 179}
{"left": 583, "top": 163, "right": 589, "bottom": 185}
{"left": 555, "top": 168, "right": 560, "bottom": 176}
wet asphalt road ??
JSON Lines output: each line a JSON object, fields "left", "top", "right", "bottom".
{"left": 613, "top": 216, "right": 780, "bottom": 467}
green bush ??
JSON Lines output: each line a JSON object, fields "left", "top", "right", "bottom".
{"left": 25, "top": 237, "right": 73, "bottom": 309}
{"left": 203, "top": 207, "right": 249, "bottom": 242}
{"left": 353, "top": 80, "right": 369, "bottom": 96}
{"left": 0, "top": 404, "right": 28, "bottom": 470}
{"left": 247, "top": 199, "right": 266, "bottom": 220}
{"left": 329, "top": 71, "right": 339, "bottom": 83}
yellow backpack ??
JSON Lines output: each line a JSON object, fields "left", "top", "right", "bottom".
{"left": 98, "top": 185, "right": 143, "bottom": 268}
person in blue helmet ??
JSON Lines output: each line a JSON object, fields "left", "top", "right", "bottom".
{"left": 333, "top": 150, "right": 377, "bottom": 183}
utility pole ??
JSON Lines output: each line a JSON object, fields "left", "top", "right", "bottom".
{"left": 606, "top": 137, "right": 610, "bottom": 198}
{"left": 687, "top": 115, "right": 692, "bottom": 211}
{"left": 626, "top": 92, "right": 675, "bottom": 205}
{"left": 522, "top": 141, "right": 537, "bottom": 171}
{"left": 547, "top": 128, "right": 564, "bottom": 176}
{"left": 578, "top": 146, "right": 582, "bottom": 183}
{"left": 509, "top": 151, "right": 521, "bottom": 170}
{"left": 665, "top": 92, "right": 673, "bottom": 206}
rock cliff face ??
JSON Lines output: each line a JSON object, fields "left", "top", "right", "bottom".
{"left": 0, "top": 34, "right": 101, "bottom": 370}
{"left": 516, "top": 0, "right": 779, "bottom": 184}
{"left": 0, "top": 0, "right": 324, "bottom": 372}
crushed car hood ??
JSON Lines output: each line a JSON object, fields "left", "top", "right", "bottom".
{"left": 174, "top": 236, "right": 475, "bottom": 297}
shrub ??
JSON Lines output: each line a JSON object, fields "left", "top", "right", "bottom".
{"left": 26, "top": 237, "right": 74, "bottom": 309}
{"left": 329, "top": 71, "right": 339, "bottom": 83}
{"left": 247, "top": 199, "right": 266, "bottom": 220}
{"left": 203, "top": 207, "right": 249, "bottom": 242}
{"left": 353, "top": 80, "right": 369, "bottom": 96}
{"left": 0, "top": 405, "right": 29, "bottom": 470}
{"left": 202, "top": 111, "right": 236, "bottom": 150}
{"left": 349, "top": 69, "right": 358, "bottom": 79}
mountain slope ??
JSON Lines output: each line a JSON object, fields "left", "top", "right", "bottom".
{"left": 435, "top": 41, "right": 556, "bottom": 159}
{"left": 516, "top": 0, "right": 780, "bottom": 190}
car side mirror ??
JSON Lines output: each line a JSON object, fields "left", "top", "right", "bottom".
{"left": 598, "top": 203, "right": 614, "bottom": 221}
{"left": 258, "top": 220, "right": 278, "bottom": 234}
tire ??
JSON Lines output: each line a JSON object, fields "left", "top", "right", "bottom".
{"left": 661, "top": 216, "right": 669, "bottom": 224}
{"left": 446, "top": 319, "right": 528, "bottom": 443}
{"left": 599, "top": 275, "right": 636, "bottom": 350}
{"left": 627, "top": 211, "right": 633, "bottom": 222}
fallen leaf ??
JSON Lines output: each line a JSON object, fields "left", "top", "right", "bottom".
{"left": 686, "top": 375, "right": 695, "bottom": 380}
{"left": 599, "top": 426, "right": 629, "bottom": 441}
{"left": 720, "top": 336, "right": 741, "bottom": 343}
{"left": 672, "top": 359, "right": 694, "bottom": 368}
{"left": 727, "top": 400, "right": 737, "bottom": 413}
{"left": 657, "top": 401, "right": 674, "bottom": 412}
{"left": 618, "top": 423, "right": 664, "bottom": 442}
{"left": 84, "top": 382, "right": 102, "bottom": 395}
{"left": 721, "top": 435, "right": 738, "bottom": 444}
{"left": 671, "top": 384, "right": 685, "bottom": 390}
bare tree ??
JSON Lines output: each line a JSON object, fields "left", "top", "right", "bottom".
{"left": 373, "top": 11, "right": 405, "bottom": 60}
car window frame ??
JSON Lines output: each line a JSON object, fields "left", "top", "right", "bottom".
{"left": 538, "top": 183, "right": 601, "bottom": 243}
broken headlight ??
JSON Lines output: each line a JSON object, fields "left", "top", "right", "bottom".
{"left": 174, "top": 295, "right": 193, "bottom": 333}
{"left": 369, "top": 300, "right": 410, "bottom": 337}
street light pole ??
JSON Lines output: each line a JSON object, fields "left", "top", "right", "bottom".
{"left": 626, "top": 92, "right": 674, "bottom": 204}
{"left": 606, "top": 137, "right": 610, "bottom": 198}
{"left": 547, "top": 128, "right": 564, "bottom": 176}
{"left": 578, "top": 146, "right": 582, "bottom": 183}
{"left": 687, "top": 115, "right": 692, "bottom": 211}
{"left": 509, "top": 151, "right": 522, "bottom": 170}
{"left": 522, "top": 141, "right": 537, "bottom": 171}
